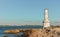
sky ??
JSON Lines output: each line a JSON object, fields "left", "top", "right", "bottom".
{"left": 0, "top": 0, "right": 60, "bottom": 25}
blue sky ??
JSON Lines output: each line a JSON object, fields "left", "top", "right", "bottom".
{"left": 0, "top": 0, "right": 60, "bottom": 25}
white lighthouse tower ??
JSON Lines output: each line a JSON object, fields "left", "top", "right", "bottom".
{"left": 43, "top": 8, "right": 50, "bottom": 28}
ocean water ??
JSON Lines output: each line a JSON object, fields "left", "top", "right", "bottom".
{"left": 0, "top": 25, "right": 43, "bottom": 37}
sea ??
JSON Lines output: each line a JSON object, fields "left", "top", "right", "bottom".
{"left": 0, "top": 25, "right": 43, "bottom": 37}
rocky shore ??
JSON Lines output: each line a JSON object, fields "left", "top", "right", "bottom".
{"left": 4, "top": 26, "right": 60, "bottom": 37}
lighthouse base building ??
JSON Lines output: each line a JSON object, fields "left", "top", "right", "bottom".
{"left": 43, "top": 19, "right": 50, "bottom": 28}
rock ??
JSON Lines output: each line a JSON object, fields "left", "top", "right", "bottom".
{"left": 4, "top": 29, "right": 20, "bottom": 34}
{"left": 28, "top": 26, "right": 60, "bottom": 37}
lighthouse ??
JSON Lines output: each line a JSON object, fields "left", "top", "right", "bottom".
{"left": 43, "top": 9, "right": 50, "bottom": 28}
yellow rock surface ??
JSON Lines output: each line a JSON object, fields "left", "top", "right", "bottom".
{"left": 4, "top": 29, "right": 20, "bottom": 34}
